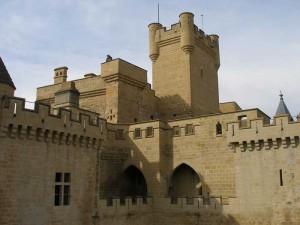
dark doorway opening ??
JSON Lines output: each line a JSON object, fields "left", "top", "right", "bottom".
{"left": 119, "top": 165, "right": 148, "bottom": 199}
{"left": 169, "top": 163, "right": 201, "bottom": 199}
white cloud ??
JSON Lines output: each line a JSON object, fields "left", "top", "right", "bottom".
{"left": 1, "top": 0, "right": 299, "bottom": 117}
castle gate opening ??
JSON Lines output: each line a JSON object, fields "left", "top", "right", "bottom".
{"left": 119, "top": 165, "right": 147, "bottom": 198}
{"left": 169, "top": 163, "right": 201, "bottom": 199}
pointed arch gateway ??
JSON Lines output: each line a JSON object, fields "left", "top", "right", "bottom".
{"left": 169, "top": 163, "right": 201, "bottom": 199}
{"left": 119, "top": 165, "right": 148, "bottom": 198}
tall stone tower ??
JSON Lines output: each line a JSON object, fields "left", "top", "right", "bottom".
{"left": 149, "top": 12, "right": 220, "bottom": 119}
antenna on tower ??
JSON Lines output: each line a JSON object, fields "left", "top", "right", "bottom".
{"left": 201, "top": 14, "right": 204, "bottom": 30}
{"left": 158, "top": 3, "right": 160, "bottom": 23}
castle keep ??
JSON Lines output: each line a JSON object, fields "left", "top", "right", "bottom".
{"left": 1, "top": 12, "right": 300, "bottom": 225}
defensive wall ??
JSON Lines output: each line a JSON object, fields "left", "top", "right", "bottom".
{"left": 0, "top": 96, "right": 106, "bottom": 225}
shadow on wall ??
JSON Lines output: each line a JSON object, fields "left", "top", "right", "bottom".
{"left": 159, "top": 94, "right": 193, "bottom": 120}
{"left": 96, "top": 94, "right": 240, "bottom": 225}
{"left": 159, "top": 94, "right": 215, "bottom": 120}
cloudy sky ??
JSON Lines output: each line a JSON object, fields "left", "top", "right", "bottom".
{"left": 1, "top": 0, "right": 299, "bottom": 118}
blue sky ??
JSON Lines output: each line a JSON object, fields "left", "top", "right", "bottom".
{"left": 1, "top": 0, "right": 299, "bottom": 118}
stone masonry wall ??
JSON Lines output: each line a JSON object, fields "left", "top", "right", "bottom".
{"left": 0, "top": 96, "right": 106, "bottom": 225}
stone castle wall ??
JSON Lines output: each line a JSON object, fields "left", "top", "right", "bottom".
{"left": 0, "top": 96, "right": 105, "bottom": 225}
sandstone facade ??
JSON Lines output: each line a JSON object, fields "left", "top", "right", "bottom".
{"left": 1, "top": 12, "right": 299, "bottom": 225}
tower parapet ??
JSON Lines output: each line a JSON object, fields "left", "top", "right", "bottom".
{"left": 148, "top": 14, "right": 219, "bottom": 62}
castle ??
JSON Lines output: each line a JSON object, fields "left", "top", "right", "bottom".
{"left": 1, "top": 12, "right": 300, "bottom": 225}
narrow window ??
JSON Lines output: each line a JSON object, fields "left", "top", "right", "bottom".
{"left": 279, "top": 169, "right": 283, "bottom": 186}
{"left": 134, "top": 128, "right": 141, "bottom": 139}
{"left": 55, "top": 172, "right": 71, "bottom": 206}
{"left": 185, "top": 124, "right": 194, "bottom": 135}
{"left": 173, "top": 126, "right": 180, "bottom": 136}
{"left": 216, "top": 122, "right": 222, "bottom": 135}
{"left": 13, "top": 102, "right": 17, "bottom": 117}
{"left": 146, "top": 126, "right": 153, "bottom": 137}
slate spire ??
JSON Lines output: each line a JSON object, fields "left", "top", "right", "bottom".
{"left": 0, "top": 57, "right": 16, "bottom": 90}
{"left": 275, "top": 91, "right": 293, "bottom": 121}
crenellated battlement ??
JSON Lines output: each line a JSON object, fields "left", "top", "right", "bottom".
{"left": 149, "top": 12, "right": 219, "bottom": 62}
{"left": 155, "top": 23, "right": 217, "bottom": 48}
{"left": 226, "top": 115, "right": 300, "bottom": 152}
{"left": 1, "top": 96, "right": 106, "bottom": 147}
{"left": 99, "top": 196, "right": 235, "bottom": 216}
{"left": 99, "top": 197, "right": 153, "bottom": 215}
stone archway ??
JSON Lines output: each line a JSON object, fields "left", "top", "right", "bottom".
{"left": 169, "top": 163, "right": 201, "bottom": 198}
{"left": 119, "top": 165, "right": 147, "bottom": 197}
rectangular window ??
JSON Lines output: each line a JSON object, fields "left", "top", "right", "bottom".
{"left": 173, "top": 126, "right": 181, "bottom": 136}
{"left": 185, "top": 124, "right": 194, "bottom": 135}
{"left": 54, "top": 172, "right": 71, "bottom": 206}
{"left": 134, "top": 128, "right": 141, "bottom": 139}
{"left": 146, "top": 126, "right": 153, "bottom": 137}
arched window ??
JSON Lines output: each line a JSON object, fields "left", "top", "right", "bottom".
{"left": 119, "top": 165, "right": 147, "bottom": 198}
{"left": 216, "top": 122, "right": 222, "bottom": 135}
{"left": 168, "top": 164, "right": 201, "bottom": 199}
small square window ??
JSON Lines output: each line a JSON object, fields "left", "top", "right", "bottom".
{"left": 146, "top": 127, "right": 153, "bottom": 137}
{"left": 185, "top": 124, "right": 194, "bottom": 135}
{"left": 173, "top": 126, "right": 181, "bottom": 136}
{"left": 134, "top": 128, "right": 141, "bottom": 139}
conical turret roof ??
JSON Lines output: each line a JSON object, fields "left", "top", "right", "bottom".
{"left": 0, "top": 57, "right": 16, "bottom": 90}
{"left": 275, "top": 91, "right": 293, "bottom": 121}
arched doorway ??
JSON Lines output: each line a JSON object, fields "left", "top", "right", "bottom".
{"left": 169, "top": 164, "right": 201, "bottom": 198}
{"left": 119, "top": 165, "right": 147, "bottom": 198}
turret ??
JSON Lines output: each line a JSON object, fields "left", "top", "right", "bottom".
{"left": 209, "top": 34, "right": 220, "bottom": 70}
{"left": 0, "top": 57, "right": 16, "bottom": 98}
{"left": 275, "top": 91, "right": 293, "bottom": 121}
{"left": 148, "top": 23, "right": 163, "bottom": 62}
{"left": 54, "top": 66, "right": 68, "bottom": 84}
{"left": 179, "top": 12, "right": 195, "bottom": 54}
